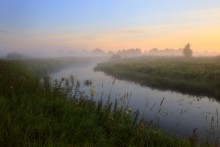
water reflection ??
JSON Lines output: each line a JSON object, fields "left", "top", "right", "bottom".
{"left": 51, "top": 62, "right": 220, "bottom": 142}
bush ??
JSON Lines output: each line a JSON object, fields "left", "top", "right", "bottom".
{"left": 183, "top": 43, "right": 193, "bottom": 57}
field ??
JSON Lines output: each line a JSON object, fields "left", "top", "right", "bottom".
{"left": 0, "top": 58, "right": 197, "bottom": 146}
{"left": 95, "top": 56, "right": 220, "bottom": 99}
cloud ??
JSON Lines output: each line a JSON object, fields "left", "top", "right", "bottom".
{"left": 0, "top": 30, "right": 9, "bottom": 33}
{"left": 116, "top": 29, "right": 148, "bottom": 34}
{"left": 103, "top": 28, "right": 149, "bottom": 35}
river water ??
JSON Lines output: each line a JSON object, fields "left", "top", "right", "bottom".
{"left": 51, "top": 60, "right": 220, "bottom": 142}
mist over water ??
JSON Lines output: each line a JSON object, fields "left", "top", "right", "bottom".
{"left": 1, "top": 1, "right": 220, "bottom": 145}
{"left": 51, "top": 59, "right": 220, "bottom": 141}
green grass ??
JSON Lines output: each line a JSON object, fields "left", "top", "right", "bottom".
{"left": 95, "top": 56, "right": 220, "bottom": 99}
{"left": 0, "top": 58, "right": 208, "bottom": 146}
{"left": 19, "top": 56, "right": 92, "bottom": 77}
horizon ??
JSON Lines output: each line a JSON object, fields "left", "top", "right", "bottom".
{"left": 0, "top": 0, "right": 220, "bottom": 57}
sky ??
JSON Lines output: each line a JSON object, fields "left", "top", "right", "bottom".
{"left": 0, "top": 0, "right": 220, "bottom": 56}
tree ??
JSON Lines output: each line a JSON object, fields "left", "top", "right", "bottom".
{"left": 110, "top": 53, "right": 121, "bottom": 60}
{"left": 91, "top": 48, "right": 105, "bottom": 54}
{"left": 6, "top": 52, "right": 25, "bottom": 59}
{"left": 183, "top": 43, "right": 193, "bottom": 57}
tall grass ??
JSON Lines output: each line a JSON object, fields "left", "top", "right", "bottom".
{"left": 95, "top": 56, "right": 220, "bottom": 99}
{"left": 0, "top": 58, "right": 205, "bottom": 146}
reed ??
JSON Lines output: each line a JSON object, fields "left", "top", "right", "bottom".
{"left": 0, "top": 58, "right": 211, "bottom": 146}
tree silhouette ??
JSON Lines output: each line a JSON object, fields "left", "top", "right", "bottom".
{"left": 6, "top": 52, "right": 25, "bottom": 59}
{"left": 183, "top": 43, "right": 193, "bottom": 57}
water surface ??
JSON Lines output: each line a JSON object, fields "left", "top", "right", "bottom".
{"left": 51, "top": 61, "right": 220, "bottom": 141}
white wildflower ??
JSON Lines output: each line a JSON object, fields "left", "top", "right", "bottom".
{"left": 125, "top": 107, "right": 132, "bottom": 115}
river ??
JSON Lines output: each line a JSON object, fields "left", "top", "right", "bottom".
{"left": 51, "top": 60, "right": 220, "bottom": 142}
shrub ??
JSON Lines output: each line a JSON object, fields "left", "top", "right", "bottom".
{"left": 183, "top": 43, "right": 193, "bottom": 57}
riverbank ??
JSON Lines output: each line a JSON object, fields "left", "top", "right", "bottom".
{"left": 95, "top": 56, "right": 220, "bottom": 100}
{"left": 0, "top": 58, "right": 198, "bottom": 146}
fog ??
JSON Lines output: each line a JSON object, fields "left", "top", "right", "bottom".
{"left": 1, "top": 47, "right": 219, "bottom": 60}
{"left": 1, "top": 1, "right": 220, "bottom": 145}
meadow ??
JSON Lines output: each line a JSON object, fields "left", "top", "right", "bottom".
{"left": 0, "top": 57, "right": 202, "bottom": 146}
{"left": 95, "top": 56, "right": 220, "bottom": 100}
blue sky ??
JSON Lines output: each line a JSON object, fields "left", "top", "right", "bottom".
{"left": 0, "top": 0, "right": 220, "bottom": 56}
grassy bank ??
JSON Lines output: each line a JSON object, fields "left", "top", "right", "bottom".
{"left": 19, "top": 56, "right": 93, "bottom": 77}
{"left": 95, "top": 56, "right": 220, "bottom": 99}
{"left": 0, "top": 58, "right": 202, "bottom": 146}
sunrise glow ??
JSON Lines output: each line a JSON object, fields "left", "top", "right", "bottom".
{"left": 0, "top": 0, "right": 220, "bottom": 56}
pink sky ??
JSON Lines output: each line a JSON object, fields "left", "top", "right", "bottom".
{"left": 0, "top": 1, "right": 220, "bottom": 56}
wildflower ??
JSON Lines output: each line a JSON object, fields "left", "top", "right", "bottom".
{"left": 125, "top": 107, "right": 132, "bottom": 115}
{"left": 90, "top": 86, "right": 96, "bottom": 97}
